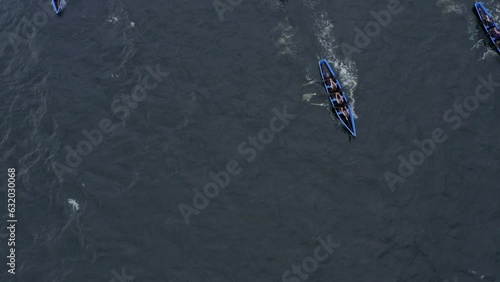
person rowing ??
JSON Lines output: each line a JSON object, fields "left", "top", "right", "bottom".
{"left": 480, "top": 10, "right": 495, "bottom": 28}
{"left": 490, "top": 27, "right": 500, "bottom": 40}
{"left": 328, "top": 88, "right": 344, "bottom": 103}
{"left": 340, "top": 106, "right": 350, "bottom": 118}
{"left": 323, "top": 73, "right": 335, "bottom": 85}
{"left": 334, "top": 92, "right": 344, "bottom": 104}
{"left": 329, "top": 78, "right": 338, "bottom": 91}
{"left": 322, "top": 65, "right": 331, "bottom": 78}
{"left": 485, "top": 17, "right": 495, "bottom": 28}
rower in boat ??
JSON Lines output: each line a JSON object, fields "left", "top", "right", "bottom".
{"left": 322, "top": 65, "right": 330, "bottom": 77}
{"left": 480, "top": 10, "right": 495, "bottom": 27}
{"left": 490, "top": 27, "right": 500, "bottom": 39}
{"left": 323, "top": 77, "right": 337, "bottom": 88}
{"left": 329, "top": 79, "right": 337, "bottom": 90}
{"left": 340, "top": 106, "right": 350, "bottom": 118}
{"left": 489, "top": 28, "right": 500, "bottom": 47}
{"left": 328, "top": 87, "right": 344, "bottom": 103}
{"left": 334, "top": 92, "right": 344, "bottom": 104}
{"left": 318, "top": 59, "right": 357, "bottom": 136}
{"left": 334, "top": 104, "right": 350, "bottom": 120}
{"left": 485, "top": 16, "right": 495, "bottom": 28}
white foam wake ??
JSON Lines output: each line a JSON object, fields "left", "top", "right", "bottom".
{"left": 436, "top": 0, "right": 465, "bottom": 15}
{"left": 314, "top": 12, "right": 359, "bottom": 119}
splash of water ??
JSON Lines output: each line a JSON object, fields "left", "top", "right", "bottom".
{"left": 489, "top": 1, "right": 500, "bottom": 22}
{"left": 67, "top": 198, "right": 80, "bottom": 212}
{"left": 273, "top": 18, "right": 302, "bottom": 59}
{"left": 314, "top": 12, "right": 336, "bottom": 59}
{"left": 436, "top": 0, "right": 465, "bottom": 15}
{"left": 107, "top": 16, "right": 119, "bottom": 24}
{"left": 314, "top": 12, "right": 359, "bottom": 119}
{"left": 481, "top": 48, "right": 497, "bottom": 60}
{"left": 300, "top": 0, "right": 320, "bottom": 10}
{"left": 264, "top": 0, "right": 286, "bottom": 11}
{"left": 301, "top": 93, "right": 317, "bottom": 102}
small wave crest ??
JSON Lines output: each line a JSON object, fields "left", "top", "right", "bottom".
{"left": 300, "top": 0, "right": 320, "bottom": 10}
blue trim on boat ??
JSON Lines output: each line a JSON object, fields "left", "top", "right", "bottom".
{"left": 318, "top": 59, "right": 357, "bottom": 137}
{"left": 475, "top": 2, "right": 500, "bottom": 53}
{"left": 52, "top": 0, "right": 62, "bottom": 14}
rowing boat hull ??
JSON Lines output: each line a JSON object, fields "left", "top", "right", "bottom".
{"left": 475, "top": 2, "right": 500, "bottom": 53}
{"left": 52, "top": 0, "right": 63, "bottom": 14}
{"left": 318, "top": 59, "right": 357, "bottom": 137}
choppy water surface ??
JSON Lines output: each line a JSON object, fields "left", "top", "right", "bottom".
{"left": 0, "top": 0, "right": 499, "bottom": 281}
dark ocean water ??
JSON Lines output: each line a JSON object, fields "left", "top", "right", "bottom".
{"left": 1, "top": 0, "right": 499, "bottom": 281}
